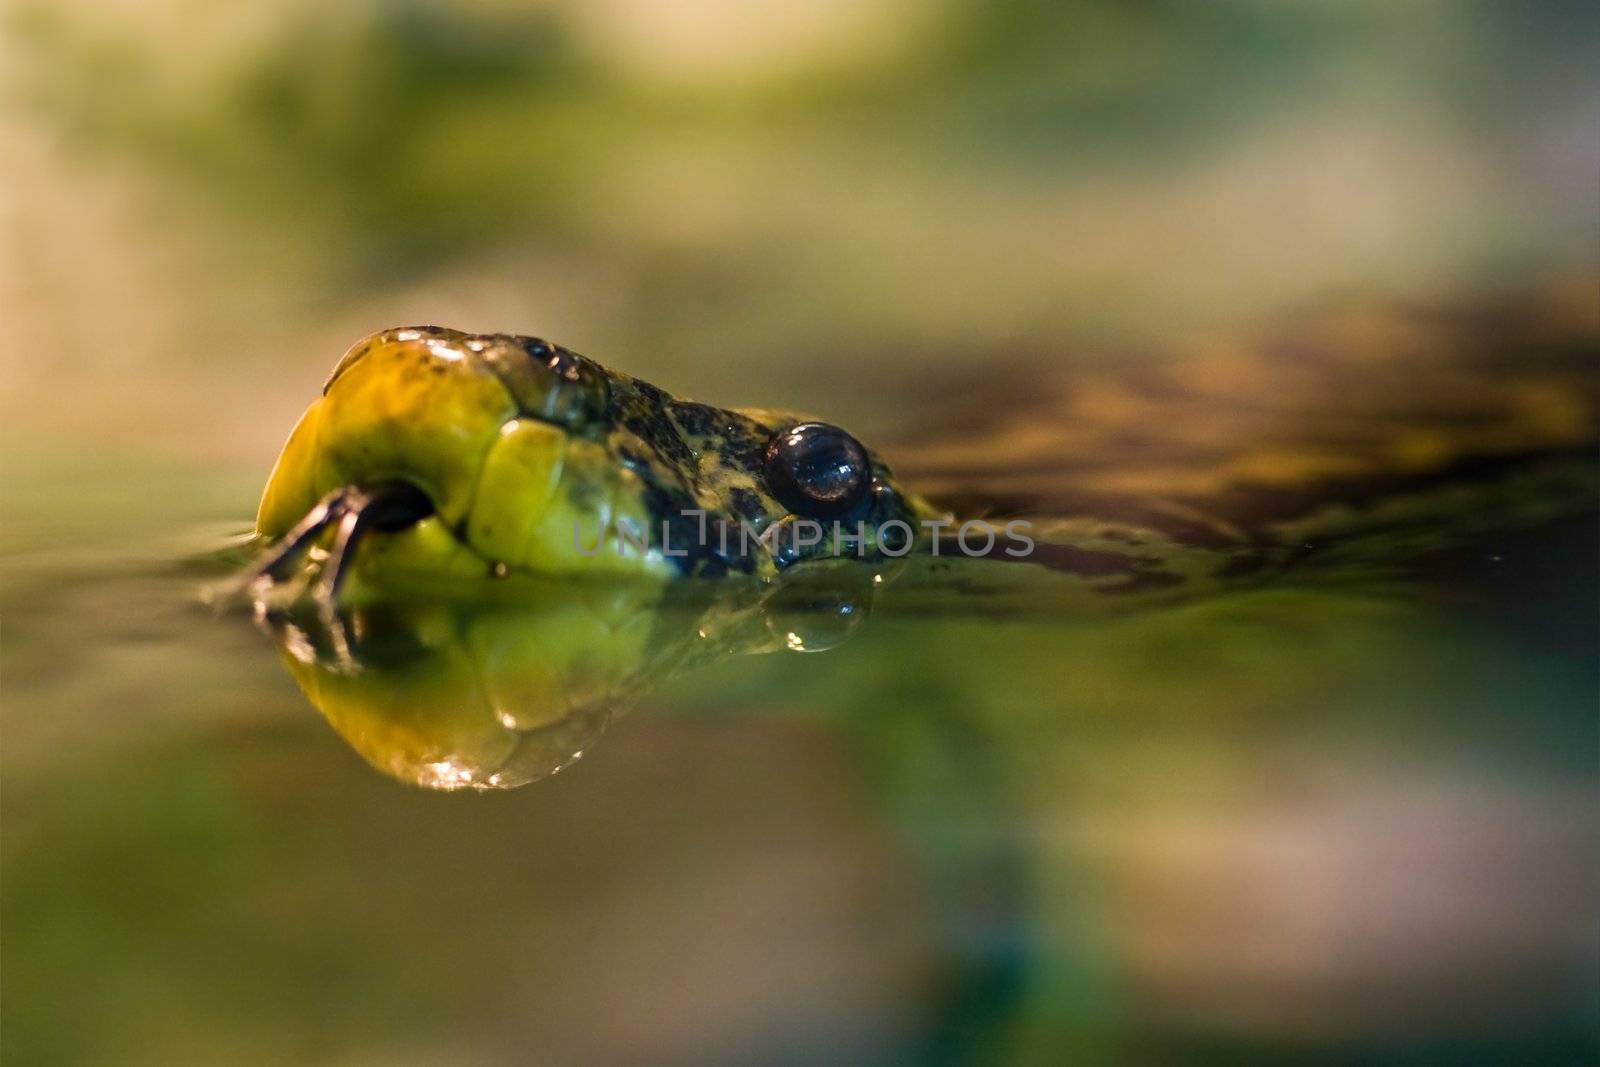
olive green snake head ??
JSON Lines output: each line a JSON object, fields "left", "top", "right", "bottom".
{"left": 242, "top": 326, "right": 940, "bottom": 602}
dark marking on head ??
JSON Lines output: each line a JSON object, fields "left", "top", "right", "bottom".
{"left": 614, "top": 383, "right": 698, "bottom": 474}
{"left": 718, "top": 417, "right": 773, "bottom": 475}
{"left": 728, "top": 486, "right": 767, "bottom": 519}
{"left": 668, "top": 401, "right": 723, "bottom": 438}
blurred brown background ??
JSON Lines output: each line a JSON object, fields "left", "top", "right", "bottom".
{"left": 5, "top": 1, "right": 1596, "bottom": 554}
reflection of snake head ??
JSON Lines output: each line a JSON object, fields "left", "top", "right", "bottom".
{"left": 245, "top": 327, "right": 938, "bottom": 601}
{"left": 266, "top": 565, "right": 886, "bottom": 790}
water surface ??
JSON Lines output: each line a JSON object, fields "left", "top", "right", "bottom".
{"left": 3, "top": 512, "right": 1594, "bottom": 1064}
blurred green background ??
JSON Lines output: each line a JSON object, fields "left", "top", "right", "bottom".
{"left": 3, "top": 2, "right": 1597, "bottom": 1064}
{"left": 5, "top": 0, "right": 1597, "bottom": 552}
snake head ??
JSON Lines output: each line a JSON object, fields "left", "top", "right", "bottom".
{"left": 247, "top": 326, "right": 935, "bottom": 600}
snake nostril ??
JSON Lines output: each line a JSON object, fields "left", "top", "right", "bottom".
{"left": 479, "top": 336, "right": 610, "bottom": 430}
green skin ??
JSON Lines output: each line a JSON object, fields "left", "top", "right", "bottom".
{"left": 255, "top": 326, "right": 942, "bottom": 588}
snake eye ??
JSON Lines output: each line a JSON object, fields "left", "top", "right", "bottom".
{"left": 479, "top": 337, "right": 609, "bottom": 430}
{"left": 764, "top": 422, "right": 872, "bottom": 519}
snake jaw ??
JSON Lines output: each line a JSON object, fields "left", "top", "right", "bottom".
{"left": 226, "top": 482, "right": 438, "bottom": 617}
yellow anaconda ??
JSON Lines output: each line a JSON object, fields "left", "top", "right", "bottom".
{"left": 236, "top": 278, "right": 1598, "bottom": 790}
{"left": 239, "top": 277, "right": 1597, "bottom": 607}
